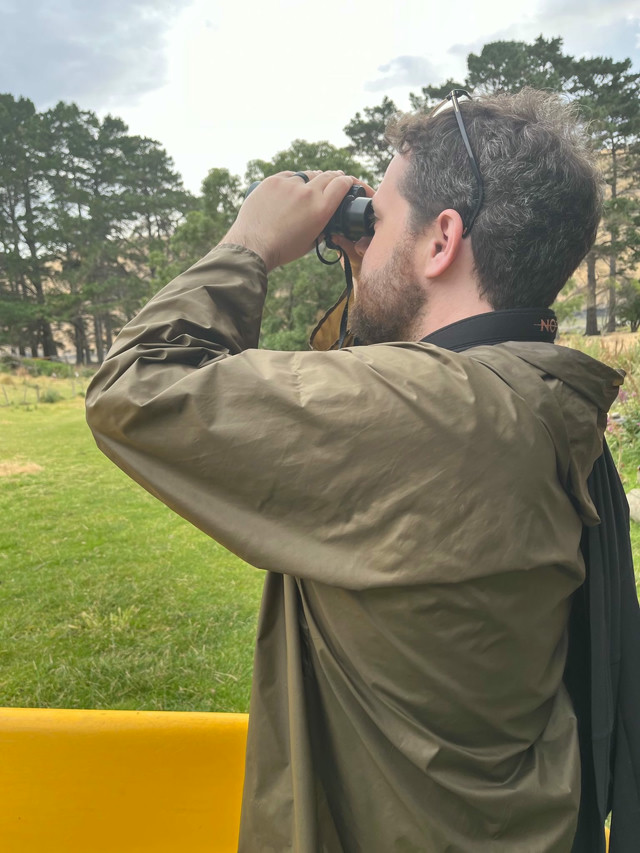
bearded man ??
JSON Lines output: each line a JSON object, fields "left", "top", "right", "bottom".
{"left": 86, "top": 89, "right": 640, "bottom": 852}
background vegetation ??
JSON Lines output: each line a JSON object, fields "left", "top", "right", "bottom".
{"left": 1, "top": 35, "right": 639, "bottom": 361}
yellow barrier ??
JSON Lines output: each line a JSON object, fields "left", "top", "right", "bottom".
{"left": 0, "top": 707, "right": 611, "bottom": 851}
{"left": 0, "top": 707, "right": 248, "bottom": 853}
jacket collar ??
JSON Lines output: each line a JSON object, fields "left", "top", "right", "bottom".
{"left": 420, "top": 308, "right": 558, "bottom": 353}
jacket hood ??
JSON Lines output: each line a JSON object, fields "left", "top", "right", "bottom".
{"left": 468, "top": 340, "right": 624, "bottom": 526}
{"left": 500, "top": 340, "right": 624, "bottom": 415}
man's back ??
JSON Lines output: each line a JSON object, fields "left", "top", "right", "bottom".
{"left": 239, "top": 341, "right": 617, "bottom": 852}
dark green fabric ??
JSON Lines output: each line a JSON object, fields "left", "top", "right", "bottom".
{"left": 567, "top": 444, "right": 640, "bottom": 852}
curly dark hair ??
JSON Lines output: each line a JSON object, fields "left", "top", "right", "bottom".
{"left": 386, "top": 89, "right": 604, "bottom": 310}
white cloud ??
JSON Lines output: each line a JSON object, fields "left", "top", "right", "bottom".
{"left": 365, "top": 56, "right": 442, "bottom": 92}
{"left": 0, "top": 0, "right": 190, "bottom": 107}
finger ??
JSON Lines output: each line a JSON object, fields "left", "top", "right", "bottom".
{"left": 328, "top": 234, "right": 355, "bottom": 253}
{"left": 343, "top": 177, "right": 376, "bottom": 198}
{"left": 308, "top": 170, "right": 347, "bottom": 189}
{"left": 320, "top": 174, "right": 356, "bottom": 209}
{"left": 290, "top": 169, "right": 322, "bottom": 182}
{"left": 328, "top": 234, "right": 363, "bottom": 270}
{"left": 356, "top": 181, "right": 375, "bottom": 198}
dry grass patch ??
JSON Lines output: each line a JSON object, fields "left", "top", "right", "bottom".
{"left": 0, "top": 459, "right": 43, "bottom": 477}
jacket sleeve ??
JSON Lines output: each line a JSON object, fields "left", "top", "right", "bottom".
{"left": 87, "top": 242, "right": 396, "bottom": 586}
{"left": 86, "top": 245, "right": 571, "bottom": 588}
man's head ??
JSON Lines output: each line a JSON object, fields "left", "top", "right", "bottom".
{"left": 349, "top": 152, "right": 484, "bottom": 344}
{"left": 385, "top": 88, "right": 604, "bottom": 311}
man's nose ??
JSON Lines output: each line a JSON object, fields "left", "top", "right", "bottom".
{"left": 355, "top": 236, "right": 371, "bottom": 257}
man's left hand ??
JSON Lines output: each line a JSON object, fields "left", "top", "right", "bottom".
{"left": 221, "top": 170, "right": 356, "bottom": 273}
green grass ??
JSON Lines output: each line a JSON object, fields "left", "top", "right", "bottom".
{"left": 0, "top": 394, "right": 264, "bottom": 712}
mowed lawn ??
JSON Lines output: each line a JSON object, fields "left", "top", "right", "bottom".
{"left": 0, "top": 388, "right": 264, "bottom": 712}
{"left": 1, "top": 367, "right": 640, "bottom": 713}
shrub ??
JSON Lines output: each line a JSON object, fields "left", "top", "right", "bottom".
{"left": 23, "top": 358, "right": 74, "bottom": 378}
{"left": 40, "top": 389, "right": 64, "bottom": 404}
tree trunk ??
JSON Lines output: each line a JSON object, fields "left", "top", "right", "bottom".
{"left": 39, "top": 318, "right": 58, "bottom": 357}
{"left": 585, "top": 252, "right": 599, "bottom": 335}
{"left": 93, "top": 315, "right": 104, "bottom": 364}
{"left": 605, "top": 254, "right": 617, "bottom": 333}
{"left": 23, "top": 179, "right": 59, "bottom": 356}
{"left": 104, "top": 314, "right": 113, "bottom": 352}
{"left": 604, "top": 143, "right": 619, "bottom": 334}
{"left": 73, "top": 317, "right": 87, "bottom": 365}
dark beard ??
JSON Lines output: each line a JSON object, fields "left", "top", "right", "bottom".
{"left": 349, "top": 238, "right": 427, "bottom": 345}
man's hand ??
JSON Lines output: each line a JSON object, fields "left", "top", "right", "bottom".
{"left": 220, "top": 170, "right": 356, "bottom": 273}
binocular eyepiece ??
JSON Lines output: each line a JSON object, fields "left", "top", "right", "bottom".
{"left": 245, "top": 180, "right": 374, "bottom": 243}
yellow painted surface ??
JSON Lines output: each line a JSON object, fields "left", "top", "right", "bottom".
{"left": 0, "top": 707, "right": 248, "bottom": 853}
{"left": 0, "top": 707, "right": 611, "bottom": 850}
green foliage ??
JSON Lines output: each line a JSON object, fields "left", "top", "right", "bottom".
{"left": 343, "top": 97, "right": 398, "bottom": 183}
{"left": 618, "top": 280, "right": 640, "bottom": 332}
{"left": 570, "top": 56, "right": 640, "bottom": 151}
{"left": 553, "top": 278, "right": 584, "bottom": 325}
{"left": 0, "top": 354, "right": 87, "bottom": 379}
{"left": 246, "top": 138, "right": 372, "bottom": 184}
{"left": 260, "top": 253, "right": 345, "bottom": 351}
{"left": 40, "top": 388, "right": 64, "bottom": 403}
{"left": 0, "top": 94, "right": 192, "bottom": 363}
{"left": 606, "top": 388, "right": 640, "bottom": 479}
{"left": 466, "top": 36, "right": 575, "bottom": 94}
{"left": 568, "top": 56, "right": 640, "bottom": 332}
{"left": 559, "top": 336, "right": 640, "bottom": 502}
{"left": 150, "top": 167, "right": 243, "bottom": 291}
{"left": 0, "top": 94, "right": 57, "bottom": 356}
{"left": 19, "top": 358, "right": 75, "bottom": 378}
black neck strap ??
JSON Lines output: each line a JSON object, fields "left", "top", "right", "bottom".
{"left": 337, "top": 254, "right": 354, "bottom": 349}
{"left": 420, "top": 307, "right": 558, "bottom": 353}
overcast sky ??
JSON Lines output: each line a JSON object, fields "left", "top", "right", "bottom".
{"left": 1, "top": 0, "right": 639, "bottom": 193}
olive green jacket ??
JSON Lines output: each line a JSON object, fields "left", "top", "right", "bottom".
{"left": 86, "top": 245, "right": 622, "bottom": 852}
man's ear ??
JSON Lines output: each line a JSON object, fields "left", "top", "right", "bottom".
{"left": 422, "top": 209, "right": 465, "bottom": 278}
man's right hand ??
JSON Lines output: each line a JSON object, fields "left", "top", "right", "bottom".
{"left": 220, "top": 170, "right": 356, "bottom": 273}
